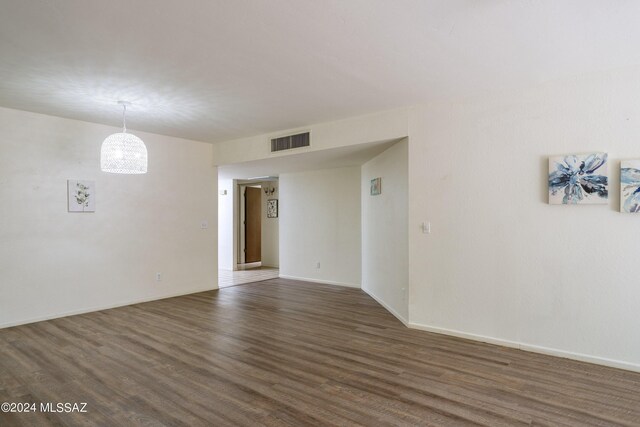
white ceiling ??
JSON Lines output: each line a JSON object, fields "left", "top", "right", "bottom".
{"left": 1, "top": 1, "right": 639, "bottom": 143}
{"left": 218, "top": 139, "right": 400, "bottom": 179}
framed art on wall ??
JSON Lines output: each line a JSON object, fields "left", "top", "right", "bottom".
{"left": 370, "top": 177, "right": 382, "bottom": 196}
{"left": 267, "top": 199, "right": 278, "bottom": 218}
{"left": 68, "top": 180, "right": 95, "bottom": 212}
{"left": 548, "top": 153, "right": 608, "bottom": 205}
{"left": 621, "top": 160, "right": 640, "bottom": 213}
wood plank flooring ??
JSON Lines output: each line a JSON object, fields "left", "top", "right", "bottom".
{"left": 1, "top": 278, "right": 639, "bottom": 426}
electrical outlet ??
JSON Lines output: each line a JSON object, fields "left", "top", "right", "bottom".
{"left": 200, "top": 220, "right": 209, "bottom": 229}
{"left": 156, "top": 272, "right": 162, "bottom": 282}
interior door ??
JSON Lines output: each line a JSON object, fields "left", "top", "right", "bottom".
{"left": 244, "top": 187, "right": 262, "bottom": 263}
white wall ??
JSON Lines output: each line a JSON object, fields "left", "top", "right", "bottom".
{"left": 211, "top": 65, "right": 640, "bottom": 371}
{"left": 261, "top": 180, "right": 279, "bottom": 267}
{"left": 0, "top": 107, "right": 217, "bottom": 328}
{"left": 279, "top": 167, "right": 361, "bottom": 287}
{"left": 408, "top": 65, "right": 640, "bottom": 371}
{"left": 362, "top": 139, "right": 409, "bottom": 323}
{"left": 217, "top": 178, "right": 235, "bottom": 270}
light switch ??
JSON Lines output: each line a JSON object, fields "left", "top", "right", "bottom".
{"left": 201, "top": 220, "right": 209, "bottom": 229}
{"left": 421, "top": 221, "right": 431, "bottom": 234}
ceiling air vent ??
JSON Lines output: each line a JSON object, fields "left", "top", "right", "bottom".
{"left": 270, "top": 132, "right": 310, "bottom": 152}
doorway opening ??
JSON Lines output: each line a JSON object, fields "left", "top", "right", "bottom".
{"left": 217, "top": 178, "right": 280, "bottom": 288}
{"left": 239, "top": 184, "right": 262, "bottom": 265}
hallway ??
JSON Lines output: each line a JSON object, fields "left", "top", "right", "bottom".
{"left": 218, "top": 265, "right": 279, "bottom": 288}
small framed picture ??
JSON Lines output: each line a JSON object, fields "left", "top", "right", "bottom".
{"left": 370, "top": 177, "right": 382, "bottom": 196}
{"left": 267, "top": 199, "right": 278, "bottom": 218}
{"left": 68, "top": 180, "right": 95, "bottom": 212}
{"left": 548, "top": 153, "right": 608, "bottom": 205}
{"left": 621, "top": 160, "right": 640, "bottom": 213}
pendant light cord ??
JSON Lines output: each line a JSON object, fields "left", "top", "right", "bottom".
{"left": 122, "top": 103, "right": 127, "bottom": 133}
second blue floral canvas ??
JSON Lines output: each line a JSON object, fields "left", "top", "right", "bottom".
{"left": 621, "top": 160, "right": 640, "bottom": 213}
{"left": 548, "top": 153, "right": 608, "bottom": 205}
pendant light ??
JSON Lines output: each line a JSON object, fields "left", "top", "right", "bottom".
{"left": 100, "top": 101, "right": 148, "bottom": 174}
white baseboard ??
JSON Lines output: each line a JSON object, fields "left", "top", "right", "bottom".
{"left": 278, "top": 275, "right": 360, "bottom": 289}
{"left": 362, "top": 288, "right": 408, "bottom": 326}
{"left": 408, "top": 322, "right": 640, "bottom": 373}
{"left": 0, "top": 285, "right": 218, "bottom": 329}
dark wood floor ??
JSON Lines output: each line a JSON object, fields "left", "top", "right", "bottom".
{"left": 1, "top": 279, "right": 639, "bottom": 426}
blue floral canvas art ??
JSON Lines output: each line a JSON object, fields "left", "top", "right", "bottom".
{"left": 548, "top": 153, "right": 608, "bottom": 205}
{"left": 621, "top": 160, "right": 640, "bottom": 213}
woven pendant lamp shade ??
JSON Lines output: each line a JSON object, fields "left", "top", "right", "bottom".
{"left": 101, "top": 132, "right": 147, "bottom": 174}
{"left": 100, "top": 101, "right": 148, "bottom": 174}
